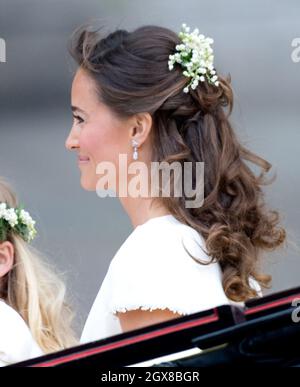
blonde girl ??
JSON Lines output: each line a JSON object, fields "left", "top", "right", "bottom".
{"left": 0, "top": 178, "right": 77, "bottom": 366}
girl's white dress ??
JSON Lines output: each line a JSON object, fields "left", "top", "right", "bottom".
{"left": 0, "top": 299, "right": 43, "bottom": 366}
{"left": 80, "top": 214, "right": 261, "bottom": 344}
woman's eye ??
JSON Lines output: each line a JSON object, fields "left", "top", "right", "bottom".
{"left": 73, "top": 115, "right": 84, "bottom": 124}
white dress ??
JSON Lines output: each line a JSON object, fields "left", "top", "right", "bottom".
{"left": 80, "top": 214, "right": 262, "bottom": 344}
{"left": 0, "top": 299, "right": 43, "bottom": 366}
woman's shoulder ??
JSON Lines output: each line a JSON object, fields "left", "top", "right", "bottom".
{"left": 106, "top": 215, "right": 229, "bottom": 315}
{"left": 104, "top": 215, "right": 262, "bottom": 316}
{"left": 112, "top": 215, "right": 208, "bottom": 262}
{"left": 108, "top": 215, "right": 223, "bottom": 290}
{"left": 0, "top": 299, "right": 43, "bottom": 366}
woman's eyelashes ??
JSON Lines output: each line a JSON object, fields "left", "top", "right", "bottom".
{"left": 73, "top": 114, "right": 84, "bottom": 124}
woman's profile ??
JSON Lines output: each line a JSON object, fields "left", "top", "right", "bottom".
{"left": 65, "top": 22, "right": 286, "bottom": 343}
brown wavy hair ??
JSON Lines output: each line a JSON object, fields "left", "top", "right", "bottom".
{"left": 68, "top": 23, "right": 286, "bottom": 302}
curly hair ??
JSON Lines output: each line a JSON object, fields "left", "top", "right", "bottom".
{"left": 68, "top": 23, "right": 286, "bottom": 302}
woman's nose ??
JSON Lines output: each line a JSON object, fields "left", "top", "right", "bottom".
{"left": 65, "top": 127, "right": 79, "bottom": 151}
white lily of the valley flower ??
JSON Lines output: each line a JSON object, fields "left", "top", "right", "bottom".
{"left": 168, "top": 23, "right": 219, "bottom": 93}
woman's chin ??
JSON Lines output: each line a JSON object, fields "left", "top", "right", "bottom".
{"left": 80, "top": 176, "right": 96, "bottom": 191}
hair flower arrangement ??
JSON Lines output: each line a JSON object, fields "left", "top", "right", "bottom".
{"left": 0, "top": 202, "right": 37, "bottom": 243}
{"left": 168, "top": 23, "right": 219, "bottom": 93}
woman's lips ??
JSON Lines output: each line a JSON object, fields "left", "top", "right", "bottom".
{"left": 78, "top": 155, "right": 90, "bottom": 164}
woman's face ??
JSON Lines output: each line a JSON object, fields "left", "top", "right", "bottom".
{"left": 65, "top": 67, "right": 132, "bottom": 191}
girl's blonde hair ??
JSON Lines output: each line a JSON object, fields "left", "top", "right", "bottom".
{"left": 0, "top": 178, "right": 77, "bottom": 353}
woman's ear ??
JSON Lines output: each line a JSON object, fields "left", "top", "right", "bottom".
{"left": 0, "top": 241, "right": 14, "bottom": 278}
{"left": 129, "top": 112, "right": 153, "bottom": 146}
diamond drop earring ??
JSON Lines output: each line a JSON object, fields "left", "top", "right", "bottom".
{"left": 132, "top": 139, "right": 139, "bottom": 160}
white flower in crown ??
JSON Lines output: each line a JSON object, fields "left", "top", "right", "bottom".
{"left": 0, "top": 202, "right": 37, "bottom": 243}
{"left": 20, "top": 209, "right": 36, "bottom": 228}
{"left": 168, "top": 23, "right": 219, "bottom": 93}
{"left": 3, "top": 208, "right": 18, "bottom": 228}
{"left": 19, "top": 209, "right": 37, "bottom": 242}
{"left": 0, "top": 203, "right": 7, "bottom": 217}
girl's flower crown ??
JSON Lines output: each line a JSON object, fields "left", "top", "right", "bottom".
{"left": 0, "top": 202, "right": 37, "bottom": 243}
{"left": 168, "top": 23, "right": 219, "bottom": 93}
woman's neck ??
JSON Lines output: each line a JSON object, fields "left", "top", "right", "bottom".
{"left": 119, "top": 196, "right": 171, "bottom": 229}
